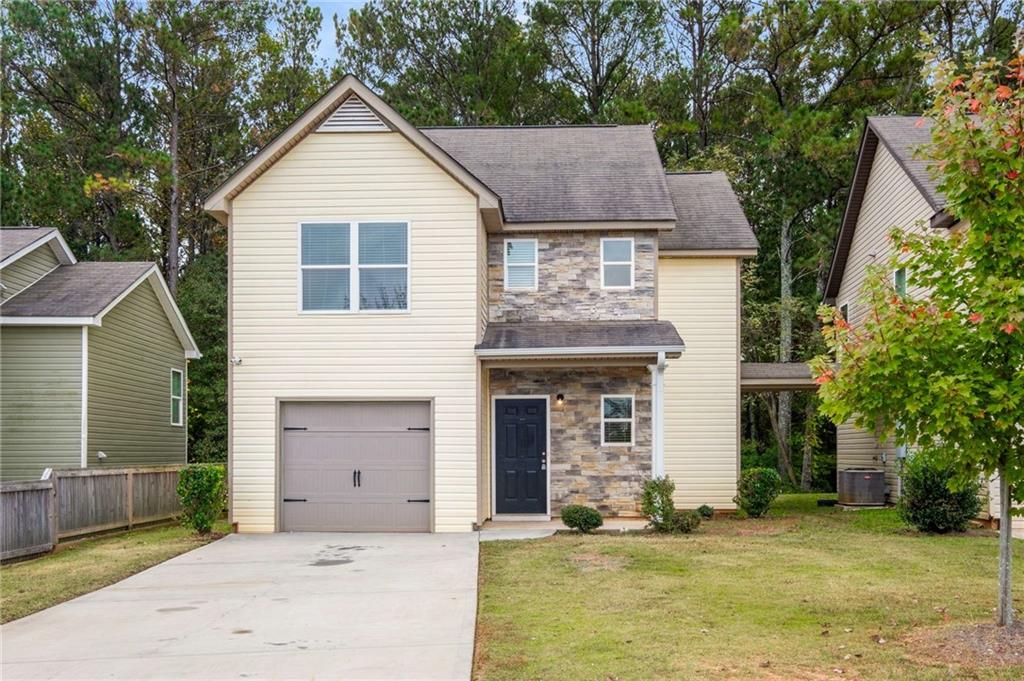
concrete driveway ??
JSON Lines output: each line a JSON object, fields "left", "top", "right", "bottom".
{"left": 2, "top": 533, "right": 479, "bottom": 680}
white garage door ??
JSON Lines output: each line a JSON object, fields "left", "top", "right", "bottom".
{"left": 281, "top": 401, "right": 431, "bottom": 532}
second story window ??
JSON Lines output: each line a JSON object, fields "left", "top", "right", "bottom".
{"left": 894, "top": 267, "right": 907, "bottom": 297}
{"left": 601, "top": 238, "right": 634, "bottom": 289}
{"left": 300, "top": 221, "right": 409, "bottom": 313}
{"left": 504, "top": 239, "right": 538, "bottom": 290}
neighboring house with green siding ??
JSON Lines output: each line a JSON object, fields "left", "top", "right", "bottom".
{"left": 0, "top": 227, "right": 201, "bottom": 481}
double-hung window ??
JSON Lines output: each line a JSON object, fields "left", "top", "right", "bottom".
{"left": 601, "top": 395, "right": 634, "bottom": 446}
{"left": 504, "top": 239, "right": 538, "bottom": 290}
{"left": 170, "top": 369, "right": 184, "bottom": 426}
{"left": 601, "top": 238, "right": 634, "bottom": 289}
{"left": 300, "top": 221, "right": 409, "bottom": 312}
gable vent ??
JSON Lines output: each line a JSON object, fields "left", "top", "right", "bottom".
{"left": 317, "top": 95, "right": 390, "bottom": 132}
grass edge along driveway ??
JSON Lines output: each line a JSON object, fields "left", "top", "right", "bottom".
{"left": 475, "top": 494, "right": 1024, "bottom": 681}
{"left": 1, "top": 521, "right": 229, "bottom": 623}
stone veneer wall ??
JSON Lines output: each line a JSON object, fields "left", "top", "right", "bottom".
{"left": 489, "top": 366, "right": 651, "bottom": 516}
{"left": 487, "top": 231, "right": 656, "bottom": 322}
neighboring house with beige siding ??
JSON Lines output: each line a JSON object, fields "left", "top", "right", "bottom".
{"left": 206, "top": 76, "right": 757, "bottom": 534}
{"left": 0, "top": 228, "right": 201, "bottom": 481}
{"left": 825, "top": 117, "right": 1021, "bottom": 539}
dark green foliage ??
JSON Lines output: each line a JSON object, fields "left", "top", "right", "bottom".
{"left": 897, "top": 456, "right": 981, "bottom": 534}
{"left": 640, "top": 476, "right": 677, "bottom": 532}
{"left": 672, "top": 510, "right": 702, "bottom": 534}
{"left": 560, "top": 505, "right": 603, "bottom": 533}
{"left": 176, "top": 251, "right": 227, "bottom": 462}
{"left": 176, "top": 464, "right": 226, "bottom": 534}
{"left": 735, "top": 468, "right": 782, "bottom": 518}
{"left": 696, "top": 504, "right": 715, "bottom": 519}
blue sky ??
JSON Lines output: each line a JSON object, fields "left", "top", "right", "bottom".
{"left": 310, "top": 1, "right": 367, "bottom": 64}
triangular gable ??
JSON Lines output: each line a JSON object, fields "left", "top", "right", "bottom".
{"left": 203, "top": 75, "right": 502, "bottom": 226}
{"left": 317, "top": 95, "right": 390, "bottom": 132}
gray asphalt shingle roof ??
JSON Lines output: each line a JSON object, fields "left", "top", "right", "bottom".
{"left": 0, "top": 227, "right": 56, "bottom": 260}
{"left": 422, "top": 126, "right": 677, "bottom": 224}
{"left": 476, "top": 320, "right": 684, "bottom": 355}
{"left": 741, "top": 363, "right": 813, "bottom": 381}
{"left": 662, "top": 172, "right": 757, "bottom": 251}
{"left": 0, "top": 262, "right": 154, "bottom": 318}
{"left": 868, "top": 116, "right": 943, "bottom": 210}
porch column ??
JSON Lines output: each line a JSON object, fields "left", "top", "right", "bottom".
{"left": 649, "top": 351, "right": 667, "bottom": 477}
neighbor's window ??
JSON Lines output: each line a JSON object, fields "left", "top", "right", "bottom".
{"left": 601, "top": 238, "right": 634, "bottom": 289}
{"left": 601, "top": 395, "right": 634, "bottom": 446}
{"left": 839, "top": 303, "right": 849, "bottom": 321}
{"left": 300, "top": 221, "right": 408, "bottom": 312}
{"left": 170, "top": 369, "right": 184, "bottom": 426}
{"left": 894, "top": 267, "right": 907, "bottom": 296}
{"left": 504, "top": 239, "right": 538, "bottom": 290}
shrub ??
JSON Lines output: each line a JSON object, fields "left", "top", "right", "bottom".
{"left": 898, "top": 456, "right": 981, "bottom": 533}
{"left": 176, "top": 464, "right": 226, "bottom": 534}
{"left": 641, "top": 476, "right": 678, "bottom": 532}
{"left": 734, "top": 467, "right": 782, "bottom": 517}
{"left": 673, "top": 510, "right": 702, "bottom": 533}
{"left": 696, "top": 504, "right": 715, "bottom": 519}
{"left": 560, "top": 505, "right": 603, "bottom": 533}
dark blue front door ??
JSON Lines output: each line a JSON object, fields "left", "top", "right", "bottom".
{"left": 495, "top": 398, "right": 547, "bottom": 514}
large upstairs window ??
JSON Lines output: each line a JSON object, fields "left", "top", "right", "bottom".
{"left": 504, "top": 239, "right": 538, "bottom": 291}
{"left": 601, "top": 238, "right": 634, "bottom": 289}
{"left": 300, "top": 221, "right": 409, "bottom": 312}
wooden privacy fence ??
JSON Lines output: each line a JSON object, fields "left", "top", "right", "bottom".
{"left": 1, "top": 465, "right": 185, "bottom": 561}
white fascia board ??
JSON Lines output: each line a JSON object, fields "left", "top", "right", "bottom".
{"left": 0, "top": 230, "right": 77, "bottom": 268}
{"left": 0, "top": 316, "right": 96, "bottom": 326}
{"left": 475, "top": 345, "right": 685, "bottom": 357}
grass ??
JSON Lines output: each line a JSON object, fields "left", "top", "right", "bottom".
{"left": 475, "top": 494, "right": 1024, "bottom": 681}
{"left": 1, "top": 520, "right": 229, "bottom": 623}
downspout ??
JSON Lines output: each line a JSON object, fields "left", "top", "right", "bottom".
{"left": 649, "top": 351, "right": 668, "bottom": 477}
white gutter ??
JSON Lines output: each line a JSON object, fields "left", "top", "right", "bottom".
{"left": 475, "top": 344, "right": 684, "bottom": 358}
{"left": 648, "top": 350, "right": 670, "bottom": 477}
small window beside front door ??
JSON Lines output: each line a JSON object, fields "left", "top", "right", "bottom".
{"left": 601, "top": 395, "right": 634, "bottom": 446}
{"left": 170, "top": 369, "right": 184, "bottom": 426}
{"left": 894, "top": 267, "right": 907, "bottom": 297}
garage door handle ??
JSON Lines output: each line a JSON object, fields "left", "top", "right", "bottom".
{"left": 407, "top": 427, "right": 430, "bottom": 431}
{"left": 283, "top": 498, "right": 307, "bottom": 502}
{"left": 406, "top": 498, "right": 430, "bottom": 503}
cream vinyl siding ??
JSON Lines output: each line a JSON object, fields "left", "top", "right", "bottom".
{"left": 988, "top": 478, "right": 1024, "bottom": 540}
{"left": 0, "top": 326, "right": 82, "bottom": 480}
{"left": 1, "top": 246, "right": 59, "bottom": 301}
{"left": 88, "top": 279, "right": 188, "bottom": 467}
{"left": 658, "top": 257, "right": 741, "bottom": 509}
{"left": 230, "top": 131, "right": 479, "bottom": 533}
{"left": 835, "top": 144, "right": 934, "bottom": 496}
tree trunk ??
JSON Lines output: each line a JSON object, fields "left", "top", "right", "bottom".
{"left": 777, "top": 218, "right": 795, "bottom": 485}
{"left": 167, "top": 88, "right": 180, "bottom": 297}
{"left": 800, "top": 398, "right": 815, "bottom": 491}
{"left": 996, "top": 462, "right": 1014, "bottom": 626}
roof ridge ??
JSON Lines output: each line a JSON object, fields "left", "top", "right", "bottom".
{"left": 420, "top": 124, "right": 634, "bottom": 130}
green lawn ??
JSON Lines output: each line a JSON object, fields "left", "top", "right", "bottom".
{"left": 475, "top": 495, "right": 1024, "bottom": 680}
{"left": 1, "top": 521, "right": 229, "bottom": 623}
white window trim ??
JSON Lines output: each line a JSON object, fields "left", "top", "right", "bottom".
{"left": 601, "top": 393, "right": 634, "bottom": 447}
{"left": 170, "top": 368, "right": 184, "bottom": 427}
{"left": 297, "top": 220, "right": 411, "bottom": 315}
{"left": 503, "top": 238, "right": 538, "bottom": 291}
{"left": 600, "top": 237, "right": 634, "bottom": 290}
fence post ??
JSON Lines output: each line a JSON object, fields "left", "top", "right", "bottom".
{"left": 49, "top": 475, "right": 59, "bottom": 552}
{"left": 126, "top": 470, "right": 134, "bottom": 530}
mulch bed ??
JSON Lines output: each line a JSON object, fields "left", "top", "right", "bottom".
{"left": 904, "top": 621, "right": 1024, "bottom": 668}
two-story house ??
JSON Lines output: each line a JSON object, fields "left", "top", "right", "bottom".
{"left": 825, "top": 115, "right": 1021, "bottom": 538}
{"left": 0, "top": 227, "right": 201, "bottom": 480}
{"left": 205, "top": 76, "right": 757, "bottom": 533}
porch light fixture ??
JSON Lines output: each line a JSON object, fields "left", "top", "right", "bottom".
{"left": 555, "top": 394, "right": 565, "bottom": 406}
